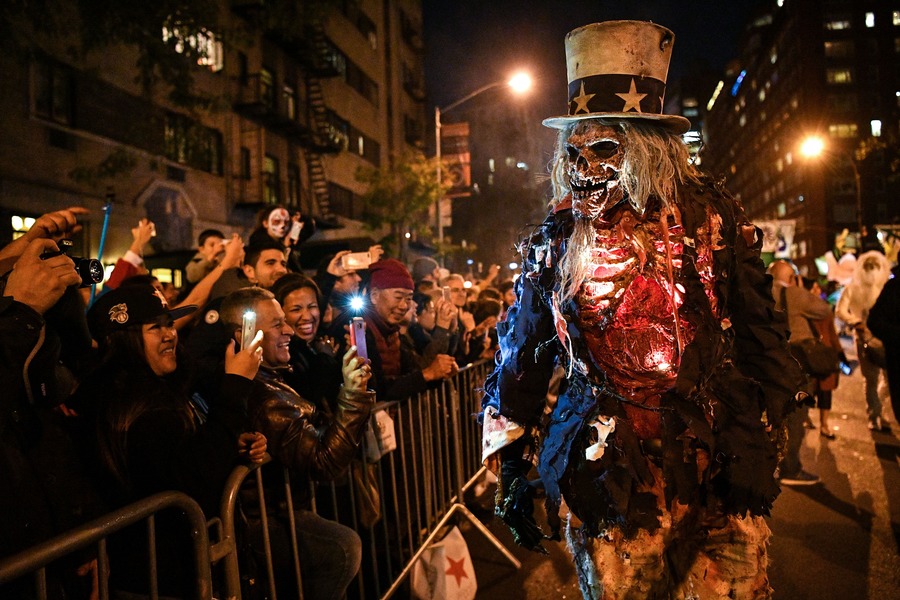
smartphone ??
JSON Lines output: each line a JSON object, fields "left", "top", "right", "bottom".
{"left": 341, "top": 251, "right": 372, "bottom": 271}
{"left": 240, "top": 310, "right": 257, "bottom": 352}
{"left": 350, "top": 316, "right": 368, "bottom": 361}
{"left": 288, "top": 220, "right": 303, "bottom": 242}
{"left": 442, "top": 286, "right": 452, "bottom": 303}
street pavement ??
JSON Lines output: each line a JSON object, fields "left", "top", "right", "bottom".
{"left": 462, "top": 359, "right": 900, "bottom": 599}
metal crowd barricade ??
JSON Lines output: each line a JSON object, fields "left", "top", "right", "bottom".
{"left": 1, "top": 360, "right": 517, "bottom": 600}
{"left": 308, "top": 358, "right": 521, "bottom": 599}
{"left": 0, "top": 491, "right": 214, "bottom": 600}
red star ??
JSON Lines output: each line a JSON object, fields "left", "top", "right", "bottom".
{"left": 445, "top": 555, "right": 468, "bottom": 587}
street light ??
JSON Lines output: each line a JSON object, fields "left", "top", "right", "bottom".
{"left": 799, "top": 134, "right": 862, "bottom": 236}
{"left": 434, "top": 71, "right": 533, "bottom": 259}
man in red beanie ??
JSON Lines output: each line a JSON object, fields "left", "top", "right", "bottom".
{"left": 363, "top": 259, "right": 457, "bottom": 401}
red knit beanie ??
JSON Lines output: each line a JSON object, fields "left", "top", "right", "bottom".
{"left": 369, "top": 258, "right": 414, "bottom": 290}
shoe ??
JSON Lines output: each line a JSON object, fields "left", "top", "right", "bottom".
{"left": 779, "top": 470, "right": 820, "bottom": 486}
{"left": 820, "top": 430, "right": 836, "bottom": 440}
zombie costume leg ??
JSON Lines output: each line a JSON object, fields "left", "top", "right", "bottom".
{"left": 481, "top": 21, "right": 802, "bottom": 600}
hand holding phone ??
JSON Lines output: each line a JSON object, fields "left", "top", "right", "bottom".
{"left": 350, "top": 316, "right": 368, "bottom": 362}
{"left": 288, "top": 220, "right": 303, "bottom": 242}
{"left": 442, "top": 286, "right": 452, "bottom": 303}
{"left": 240, "top": 310, "right": 258, "bottom": 352}
{"left": 341, "top": 251, "right": 372, "bottom": 271}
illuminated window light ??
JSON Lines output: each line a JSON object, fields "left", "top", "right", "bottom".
{"left": 871, "top": 119, "right": 883, "bottom": 136}
{"left": 866, "top": 12, "right": 875, "bottom": 28}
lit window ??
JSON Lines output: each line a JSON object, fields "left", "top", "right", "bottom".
{"left": 828, "top": 123, "right": 859, "bottom": 137}
{"left": 825, "top": 20, "right": 851, "bottom": 30}
{"left": 283, "top": 85, "right": 296, "bottom": 120}
{"left": 785, "top": 152, "right": 793, "bottom": 165}
{"left": 776, "top": 158, "right": 783, "bottom": 172}
{"left": 759, "top": 89, "right": 766, "bottom": 102}
{"left": 894, "top": 11, "right": 900, "bottom": 25}
{"left": 824, "top": 40, "right": 855, "bottom": 57}
{"left": 10, "top": 216, "right": 36, "bottom": 240}
{"left": 162, "top": 26, "right": 223, "bottom": 72}
{"left": 871, "top": 119, "right": 882, "bottom": 136}
{"left": 739, "top": 114, "right": 747, "bottom": 127}
{"left": 866, "top": 12, "right": 875, "bottom": 28}
{"left": 826, "top": 68, "right": 853, "bottom": 84}
{"left": 770, "top": 49, "right": 778, "bottom": 64}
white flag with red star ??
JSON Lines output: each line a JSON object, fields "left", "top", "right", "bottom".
{"left": 410, "top": 526, "right": 477, "bottom": 600}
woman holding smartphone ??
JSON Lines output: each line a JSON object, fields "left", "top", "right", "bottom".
{"left": 72, "top": 285, "right": 267, "bottom": 598}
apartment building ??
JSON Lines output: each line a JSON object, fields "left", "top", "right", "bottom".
{"left": 0, "top": 0, "right": 426, "bottom": 278}
{"left": 703, "top": 0, "right": 900, "bottom": 273}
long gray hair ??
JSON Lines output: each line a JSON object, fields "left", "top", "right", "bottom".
{"left": 550, "top": 120, "right": 701, "bottom": 303}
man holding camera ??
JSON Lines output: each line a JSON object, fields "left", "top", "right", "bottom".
{"left": 1, "top": 207, "right": 105, "bottom": 595}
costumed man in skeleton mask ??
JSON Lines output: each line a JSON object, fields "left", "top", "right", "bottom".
{"left": 481, "top": 21, "right": 802, "bottom": 599}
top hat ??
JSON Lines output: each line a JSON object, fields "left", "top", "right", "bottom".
{"left": 543, "top": 21, "right": 690, "bottom": 133}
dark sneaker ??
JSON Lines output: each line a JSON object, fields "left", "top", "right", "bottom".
{"left": 780, "top": 470, "right": 820, "bottom": 486}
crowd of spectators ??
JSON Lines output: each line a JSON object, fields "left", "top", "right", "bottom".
{"left": 0, "top": 205, "right": 509, "bottom": 598}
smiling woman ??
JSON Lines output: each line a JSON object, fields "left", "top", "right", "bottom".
{"left": 72, "top": 284, "right": 266, "bottom": 598}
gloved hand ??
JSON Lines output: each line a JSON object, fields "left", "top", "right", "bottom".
{"left": 496, "top": 457, "right": 549, "bottom": 554}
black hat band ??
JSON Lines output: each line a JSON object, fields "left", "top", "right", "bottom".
{"left": 567, "top": 74, "right": 666, "bottom": 117}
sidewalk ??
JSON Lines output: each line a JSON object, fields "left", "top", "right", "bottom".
{"left": 462, "top": 366, "right": 900, "bottom": 599}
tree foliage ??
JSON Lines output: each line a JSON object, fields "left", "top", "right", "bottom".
{"left": 356, "top": 153, "right": 448, "bottom": 257}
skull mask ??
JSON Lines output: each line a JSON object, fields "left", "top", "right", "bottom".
{"left": 565, "top": 121, "right": 626, "bottom": 220}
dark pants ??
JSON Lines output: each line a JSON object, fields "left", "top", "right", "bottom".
{"left": 247, "top": 509, "right": 361, "bottom": 600}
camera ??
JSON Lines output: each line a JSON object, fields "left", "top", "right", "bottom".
{"left": 41, "top": 239, "right": 104, "bottom": 288}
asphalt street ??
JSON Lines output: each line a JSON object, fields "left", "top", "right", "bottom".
{"left": 461, "top": 354, "right": 900, "bottom": 599}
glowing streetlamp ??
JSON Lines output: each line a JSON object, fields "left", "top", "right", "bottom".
{"left": 434, "top": 72, "right": 533, "bottom": 260}
{"left": 799, "top": 134, "right": 862, "bottom": 236}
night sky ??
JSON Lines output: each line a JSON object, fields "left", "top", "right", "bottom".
{"left": 423, "top": 0, "right": 766, "bottom": 121}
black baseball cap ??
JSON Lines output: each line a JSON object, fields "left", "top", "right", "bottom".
{"left": 88, "top": 285, "right": 196, "bottom": 340}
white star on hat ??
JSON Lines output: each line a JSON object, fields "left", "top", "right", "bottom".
{"left": 615, "top": 78, "right": 647, "bottom": 113}
{"left": 572, "top": 81, "right": 595, "bottom": 114}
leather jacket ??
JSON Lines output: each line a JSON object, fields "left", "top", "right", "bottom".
{"left": 247, "top": 365, "right": 375, "bottom": 481}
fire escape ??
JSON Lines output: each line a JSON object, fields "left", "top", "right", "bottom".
{"left": 231, "top": 8, "right": 342, "bottom": 222}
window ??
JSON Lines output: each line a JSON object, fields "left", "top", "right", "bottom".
{"left": 161, "top": 26, "right": 223, "bottom": 72}
{"left": 824, "top": 40, "right": 855, "bottom": 58}
{"left": 240, "top": 147, "right": 251, "bottom": 180}
{"left": 260, "top": 68, "right": 276, "bottom": 113}
{"left": 165, "top": 113, "right": 223, "bottom": 174}
{"left": 871, "top": 119, "right": 883, "bottom": 136}
{"left": 825, "top": 19, "right": 851, "bottom": 31}
{"left": 287, "top": 164, "right": 301, "bottom": 208}
{"left": 283, "top": 84, "right": 296, "bottom": 120}
{"left": 327, "top": 182, "right": 360, "bottom": 218}
{"left": 866, "top": 12, "right": 875, "bottom": 28}
{"left": 263, "top": 155, "right": 280, "bottom": 204}
{"left": 828, "top": 123, "right": 858, "bottom": 137}
{"left": 827, "top": 94, "right": 858, "bottom": 111}
{"left": 826, "top": 68, "right": 853, "bottom": 84}
{"left": 10, "top": 215, "right": 36, "bottom": 241}
{"left": 324, "top": 41, "right": 379, "bottom": 106}
{"left": 34, "top": 57, "right": 73, "bottom": 125}
{"left": 894, "top": 11, "right": 900, "bottom": 25}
